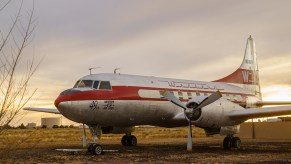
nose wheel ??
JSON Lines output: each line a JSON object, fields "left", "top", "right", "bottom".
{"left": 121, "top": 135, "right": 137, "bottom": 146}
{"left": 88, "top": 143, "right": 104, "bottom": 155}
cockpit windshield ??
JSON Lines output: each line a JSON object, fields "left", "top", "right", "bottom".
{"left": 73, "top": 80, "right": 111, "bottom": 90}
{"left": 73, "top": 80, "right": 80, "bottom": 88}
{"left": 74, "top": 80, "right": 93, "bottom": 88}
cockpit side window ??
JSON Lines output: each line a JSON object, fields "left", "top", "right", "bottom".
{"left": 78, "top": 80, "right": 93, "bottom": 88}
{"left": 93, "top": 81, "right": 100, "bottom": 89}
{"left": 73, "top": 80, "right": 80, "bottom": 88}
{"left": 99, "top": 81, "right": 112, "bottom": 90}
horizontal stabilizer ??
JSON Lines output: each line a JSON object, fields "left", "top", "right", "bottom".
{"left": 23, "top": 107, "right": 60, "bottom": 114}
{"left": 256, "top": 101, "right": 291, "bottom": 106}
{"left": 227, "top": 106, "right": 291, "bottom": 120}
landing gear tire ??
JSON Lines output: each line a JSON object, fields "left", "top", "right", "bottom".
{"left": 121, "top": 135, "right": 137, "bottom": 146}
{"left": 223, "top": 137, "right": 241, "bottom": 149}
{"left": 121, "top": 136, "right": 128, "bottom": 146}
{"left": 232, "top": 137, "right": 241, "bottom": 149}
{"left": 129, "top": 135, "right": 137, "bottom": 146}
{"left": 223, "top": 137, "right": 232, "bottom": 149}
{"left": 88, "top": 144, "right": 104, "bottom": 155}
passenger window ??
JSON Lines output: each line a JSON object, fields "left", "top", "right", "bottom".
{"left": 73, "top": 80, "right": 80, "bottom": 88}
{"left": 230, "top": 94, "right": 234, "bottom": 101}
{"left": 159, "top": 90, "right": 165, "bottom": 98}
{"left": 233, "top": 95, "right": 237, "bottom": 101}
{"left": 236, "top": 95, "right": 242, "bottom": 101}
{"left": 178, "top": 92, "right": 183, "bottom": 99}
{"left": 226, "top": 94, "right": 230, "bottom": 100}
{"left": 99, "top": 81, "right": 112, "bottom": 90}
{"left": 93, "top": 81, "right": 100, "bottom": 89}
{"left": 78, "top": 80, "right": 93, "bottom": 88}
{"left": 187, "top": 92, "right": 192, "bottom": 99}
{"left": 204, "top": 93, "right": 208, "bottom": 96}
{"left": 196, "top": 92, "right": 200, "bottom": 96}
{"left": 187, "top": 92, "right": 192, "bottom": 97}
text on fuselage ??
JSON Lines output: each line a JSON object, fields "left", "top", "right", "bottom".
{"left": 159, "top": 80, "right": 224, "bottom": 90}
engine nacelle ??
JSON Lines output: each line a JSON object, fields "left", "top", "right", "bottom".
{"left": 185, "top": 96, "right": 207, "bottom": 120}
{"left": 191, "top": 97, "right": 245, "bottom": 128}
{"left": 186, "top": 96, "right": 207, "bottom": 108}
{"left": 246, "top": 96, "right": 261, "bottom": 108}
{"left": 220, "top": 125, "right": 240, "bottom": 135}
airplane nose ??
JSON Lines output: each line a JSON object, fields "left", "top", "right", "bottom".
{"left": 54, "top": 89, "right": 81, "bottom": 108}
{"left": 54, "top": 95, "right": 67, "bottom": 108}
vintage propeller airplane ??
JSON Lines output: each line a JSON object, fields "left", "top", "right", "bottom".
{"left": 24, "top": 36, "right": 291, "bottom": 155}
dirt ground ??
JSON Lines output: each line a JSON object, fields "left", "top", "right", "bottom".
{"left": 0, "top": 128, "right": 291, "bottom": 163}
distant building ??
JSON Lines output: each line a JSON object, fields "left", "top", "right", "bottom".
{"left": 41, "top": 117, "right": 61, "bottom": 128}
{"left": 278, "top": 117, "right": 291, "bottom": 122}
{"left": 26, "top": 123, "right": 36, "bottom": 129}
{"left": 238, "top": 121, "right": 291, "bottom": 140}
{"left": 266, "top": 118, "right": 282, "bottom": 122}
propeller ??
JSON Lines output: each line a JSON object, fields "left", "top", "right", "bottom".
{"left": 194, "top": 91, "right": 222, "bottom": 110}
{"left": 163, "top": 91, "right": 187, "bottom": 110}
{"left": 163, "top": 91, "right": 222, "bottom": 151}
{"left": 82, "top": 124, "right": 87, "bottom": 147}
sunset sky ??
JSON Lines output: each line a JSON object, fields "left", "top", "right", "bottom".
{"left": 1, "top": 0, "right": 291, "bottom": 126}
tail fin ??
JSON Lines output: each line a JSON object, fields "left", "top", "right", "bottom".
{"left": 214, "top": 36, "right": 261, "bottom": 99}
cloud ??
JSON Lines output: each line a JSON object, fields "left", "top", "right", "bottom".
{"left": 3, "top": 0, "right": 291, "bottom": 125}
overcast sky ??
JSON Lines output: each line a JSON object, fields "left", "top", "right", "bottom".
{"left": 1, "top": 0, "right": 291, "bottom": 125}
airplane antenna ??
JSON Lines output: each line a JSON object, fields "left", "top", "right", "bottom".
{"left": 114, "top": 68, "right": 120, "bottom": 74}
{"left": 89, "top": 67, "right": 101, "bottom": 75}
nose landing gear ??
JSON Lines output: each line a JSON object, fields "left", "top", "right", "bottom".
{"left": 84, "top": 125, "right": 138, "bottom": 155}
{"left": 85, "top": 124, "right": 104, "bottom": 155}
{"left": 88, "top": 143, "right": 104, "bottom": 155}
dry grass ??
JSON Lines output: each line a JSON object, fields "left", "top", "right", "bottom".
{"left": 0, "top": 126, "right": 205, "bottom": 149}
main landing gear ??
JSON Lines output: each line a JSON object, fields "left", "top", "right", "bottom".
{"left": 223, "top": 136, "right": 241, "bottom": 149}
{"left": 121, "top": 134, "right": 137, "bottom": 146}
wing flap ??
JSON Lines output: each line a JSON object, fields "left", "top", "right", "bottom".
{"left": 23, "top": 107, "right": 60, "bottom": 114}
{"left": 228, "top": 106, "right": 291, "bottom": 120}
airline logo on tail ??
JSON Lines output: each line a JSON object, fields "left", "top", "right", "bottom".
{"left": 242, "top": 69, "right": 255, "bottom": 84}
{"left": 214, "top": 68, "right": 258, "bottom": 85}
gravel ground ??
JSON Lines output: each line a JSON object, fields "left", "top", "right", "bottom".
{"left": 1, "top": 128, "right": 291, "bottom": 163}
{"left": 1, "top": 138, "right": 291, "bottom": 163}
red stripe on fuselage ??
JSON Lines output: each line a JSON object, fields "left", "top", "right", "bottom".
{"left": 54, "top": 86, "right": 251, "bottom": 107}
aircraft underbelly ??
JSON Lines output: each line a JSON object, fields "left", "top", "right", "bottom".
{"left": 58, "top": 100, "right": 184, "bottom": 127}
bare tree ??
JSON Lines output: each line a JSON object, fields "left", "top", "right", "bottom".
{"left": 0, "top": 0, "right": 39, "bottom": 132}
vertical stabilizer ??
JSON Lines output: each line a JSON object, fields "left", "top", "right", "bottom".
{"left": 214, "top": 36, "right": 261, "bottom": 99}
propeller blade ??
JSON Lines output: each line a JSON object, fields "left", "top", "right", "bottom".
{"left": 82, "top": 124, "right": 87, "bottom": 147}
{"left": 187, "top": 120, "right": 193, "bottom": 151}
{"left": 162, "top": 91, "right": 187, "bottom": 110}
{"left": 196, "top": 91, "right": 222, "bottom": 109}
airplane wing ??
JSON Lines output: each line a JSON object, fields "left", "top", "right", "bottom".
{"left": 227, "top": 106, "right": 291, "bottom": 120}
{"left": 23, "top": 107, "right": 60, "bottom": 114}
{"left": 256, "top": 101, "right": 291, "bottom": 106}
